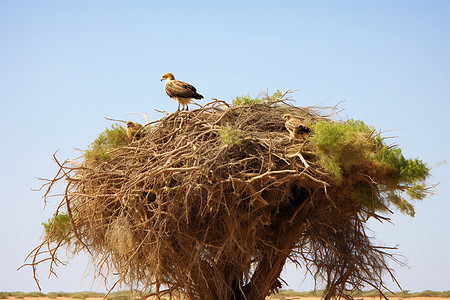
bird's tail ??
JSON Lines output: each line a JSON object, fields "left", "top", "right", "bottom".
{"left": 295, "top": 125, "right": 311, "bottom": 133}
{"left": 194, "top": 93, "right": 204, "bottom": 99}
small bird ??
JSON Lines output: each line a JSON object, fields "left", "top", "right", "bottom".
{"left": 282, "top": 114, "right": 311, "bottom": 141}
{"left": 125, "top": 121, "right": 144, "bottom": 141}
{"left": 160, "top": 72, "right": 204, "bottom": 111}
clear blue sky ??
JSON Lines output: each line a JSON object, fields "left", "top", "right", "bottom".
{"left": 1, "top": 0, "right": 449, "bottom": 293}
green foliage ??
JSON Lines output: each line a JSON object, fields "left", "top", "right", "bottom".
{"left": 220, "top": 126, "right": 243, "bottom": 146}
{"left": 24, "top": 292, "right": 45, "bottom": 297}
{"left": 268, "top": 289, "right": 323, "bottom": 298}
{"left": 267, "top": 289, "right": 450, "bottom": 299}
{"left": 407, "top": 183, "right": 427, "bottom": 199}
{"left": 356, "top": 289, "right": 385, "bottom": 297}
{"left": 42, "top": 213, "right": 72, "bottom": 243}
{"left": 69, "top": 292, "right": 105, "bottom": 299}
{"left": 232, "top": 95, "right": 258, "bottom": 106}
{"left": 309, "top": 119, "right": 379, "bottom": 180}
{"left": 107, "top": 290, "right": 142, "bottom": 300}
{"left": 414, "top": 290, "right": 450, "bottom": 297}
{"left": 47, "top": 292, "right": 71, "bottom": 299}
{"left": 84, "top": 123, "right": 127, "bottom": 161}
{"left": 0, "top": 292, "right": 45, "bottom": 299}
{"left": 232, "top": 90, "right": 283, "bottom": 106}
{"left": 355, "top": 289, "right": 450, "bottom": 298}
{"left": 373, "top": 146, "right": 429, "bottom": 184}
{"left": 309, "top": 119, "right": 430, "bottom": 216}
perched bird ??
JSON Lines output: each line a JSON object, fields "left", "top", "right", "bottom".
{"left": 282, "top": 114, "right": 311, "bottom": 141}
{"left": 125, "top": 121, "right": 144, "bottom": 141}
{"left": 160, "top": 72, "right": 204, "bottom": 111}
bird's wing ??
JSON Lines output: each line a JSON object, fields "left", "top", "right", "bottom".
{"left": 284, "top": 121, "right": 295, "bottom": 133}
{"left": 287, "top": 118, "right": 310, "bottom": 133}
{"left": 166, "top": 80, "right": 200, "bottom": 98}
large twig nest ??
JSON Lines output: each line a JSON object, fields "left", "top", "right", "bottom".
{"left": 29, "top": 97, "right": 412, "bottom": 300}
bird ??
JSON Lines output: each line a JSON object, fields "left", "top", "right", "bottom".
{"left": 282, "top": 114, "right": 311, "bottom": 141}
{"left": 125, "top": 121, "right": 144, "bottom": 141}
{"left": 160, "top": 72, "right": 204, "bottom": 111}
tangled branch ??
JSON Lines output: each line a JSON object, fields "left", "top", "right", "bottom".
{"left": 25, "top": 97, "right": 405, "bottom": 300}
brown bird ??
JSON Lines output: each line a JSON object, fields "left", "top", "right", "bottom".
{"left": 282, "top": 114, "right": 311, "bottom": 141}
{"left": 125, "top": 121, "right": 144, "bottom": 141}
{"left": 161, "top": 72, "right": 204, "bottom": 111}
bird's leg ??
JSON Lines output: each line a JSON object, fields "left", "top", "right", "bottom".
{"left": 177, "top": 103, "right": 181, "bottom": 111}
{"left": 185, "top": 104, "right": 189, "bottom": 111}
{"left": 289, "top": 133, "right": 295, "bottom": 142}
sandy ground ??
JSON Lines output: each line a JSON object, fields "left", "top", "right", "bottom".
{"left": 273, "top": 298, "right": 448, "bottom": 300}
{"left": 271, "top": 298, "right": 449, "bottom": 300}
{"left": 4, "top": 297, "right": 449, "bottom": 300}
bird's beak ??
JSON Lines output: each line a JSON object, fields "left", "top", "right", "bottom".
{"left": 160, "top": 78, "right": 164, "bottom": 82}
